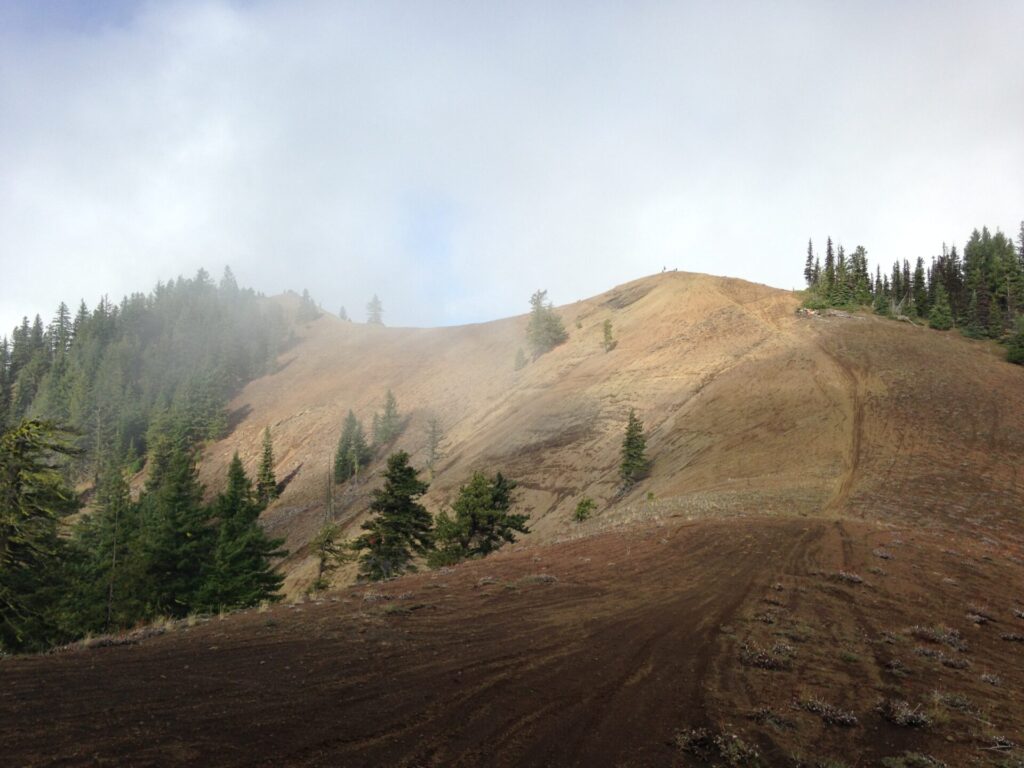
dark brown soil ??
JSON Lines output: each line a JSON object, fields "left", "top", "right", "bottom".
{"left": 4, "top": 515, "right": 1024, "bottom": 767}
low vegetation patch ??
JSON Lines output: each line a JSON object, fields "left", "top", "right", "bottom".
{"left": 740, "top": 640, "right": 795, "bottom": 671}
{"left": 747, "top": 706, "right": 795, "bottom": 731}
{"left": 672, "top": 727, "right": 762, "bottom": 766}
{"left": 908, "top": 625, "right": 968, "bottom": 652}
{"left": 518, "top": 573, "right": 558, "bottom": 586}
{"left": 798, "top": 697, "right": 858, "bottom": 726}
{"left": 829, "top": 571, "right": 864, "bottom": 585}
{"left": 876, "top": 698, "right": 931, "bottom": 727}
{"left": 879, "top": 753, "right": 948, "bottom": 768}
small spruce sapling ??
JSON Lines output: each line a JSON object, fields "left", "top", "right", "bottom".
{"left": 574, "top": 497, "right": 596, "bottom": 522}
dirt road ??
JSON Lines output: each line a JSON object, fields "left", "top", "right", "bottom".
{"left": 2, "top": 519, "right": 813, "bottom": 767}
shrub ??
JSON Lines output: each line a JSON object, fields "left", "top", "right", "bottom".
{"left": 573, "top": 497, "right": 596, "bottom": 523}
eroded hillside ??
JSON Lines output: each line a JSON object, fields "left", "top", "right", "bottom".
{"left": 195, "top": 272, "right": 1024, "bottom": 594}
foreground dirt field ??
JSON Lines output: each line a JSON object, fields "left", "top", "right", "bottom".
{"left": 5, "top": 515, "right": 1024, "bottom": 767}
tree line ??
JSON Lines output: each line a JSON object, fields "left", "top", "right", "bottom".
{"left": 802, "top": 223, "right": 1024, "bottom": 363}
{"left": 0, "top": 267, "right": 289, "bottom": 479}
{"left": 1, "top": 419, "right": 285, "bottom": 653}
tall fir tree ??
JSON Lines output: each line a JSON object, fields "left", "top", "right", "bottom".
{"left": 256, "top": 426, "right": 278, "bottom": 506}
{"left": 823, "top": 238, "right": 836, "bottom": 293}
{"left": 352, "top": 451, "right": 433, "bottom": 581}
{"left": 334, "top": 410, "right": 372, "bottom": 483}
{"left": 138, "top": 444, "right": 212, "bottom": 618}
{"left": 424, "top": 416, "right": 443, "bottom": 479}
{"left": 928, "top": 285, "right": 954, "bottom": 330}
{"left": 620, "top": 408, "right": 648, "bottom": 487}
{"left": 366, "top": 295, "right": 384, "bottom": 325}
{"left": 200, "top": 454, "right": 286, "bottom": 610}
{"left": 803, "top": 239, "right": 816, "bottom": 287}
{"left": 373, "top": 389, "right": 402, "bottom": 446}
{"left": 526, "top": 289, "right": 568, "bottom": 358}
{"left": 0, "top": 420, "right": 79, "bottom": 651}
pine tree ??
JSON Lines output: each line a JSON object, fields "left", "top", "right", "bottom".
{"left": 88, "top": 458, "right": 138, "bottom": 632}
{"left": 602, "top": 318, "right": 617, "bottom": 352}
{"left": 366, "top": 295, "right": 384, "bottom": 325}
{"left": 803, "top": 239, "right": 815, "bottom": 287}
{"left": 200, "top": 454, "right": 286, "bottom": 610}
{"left": 309, "top": 522, "right": 351, "bottom": 593}
{"left": 352, "top": 451, "right": 433, "bottom": 580}
{"left": 573, "top": 496, "right": 596, "bottom": 522}
{"left": 620, "top": 408, "right": 648, "bottom": 487}
{"left": 373, "top": 389, "right": 402, "bottom": 446}
{"left": 424, "top": 417, "right": 443, "bottom": 479}
{"left": 338, "top": 306, "right": 349, "bottom": 321}
{"left": 1007, "top": 317, "right": 1024, "bottom": 365}
{"left": 928, "top": 285, "right": 954, "bottom": 330}
{"left": 912, "top": 257, "right": 928, "bottom": 317}
{"left": 823, "top": 238, "right": 836, "bottom": 294}
{"left": 296, "top": 289, "right": 321, "bottom": 323}
{"left": 514, "top": 348, "right": 527, "bottom": 371}
{"left": 526, "top": 290, "right": 568, "bottom": 358}
{"left": 334, "top": 410, "right": 371, "bottom": 483}
{"left": 256, "top": 426, "right": 278, "bottom": 506}
{"left": 0, "top": 420, "right": 79, "bottom": 651}
{"left": 430, "top": 471, "right": 528, "bottom": 566}
{"left": 138, "top": 444, "right": 212, "bottom": 618}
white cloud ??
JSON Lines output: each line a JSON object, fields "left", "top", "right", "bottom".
{"left": 1, "top": 0, "right": 1022, "bottom": 334}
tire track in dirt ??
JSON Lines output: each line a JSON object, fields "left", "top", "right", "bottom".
{"left": 0, "top": 519, "right": 814, "bottom": 768}
{"left": 816, "top": 338, "right": 866, "bottom": 516}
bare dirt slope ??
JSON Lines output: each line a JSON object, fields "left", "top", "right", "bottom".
{"left": 5, "top": 515, "right": 1024, "bottom": 766}
{"left": 195, "top": 272, "right": 1024, "bottom": 592}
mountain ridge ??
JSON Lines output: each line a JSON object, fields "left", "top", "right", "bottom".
{"left": 195, "top": 271, "right": 1024, "bottom": 595}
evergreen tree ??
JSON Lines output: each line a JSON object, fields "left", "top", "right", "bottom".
{"left": 430, "top": 471, "right": 528, "bottom": 566}
{"left": 338, "top": 306, "right": 349, "bottom": 321}
{"left": 138, "top": 445, "right": 213, "bottom": 618}
{"left": 352, "top": 451, "right": 433, "bottom": 580}
{"left": 424, "top": 416, "right": 443, "bottom": 479}
{"left": 366, "top": 295, "right": 384, "bottom": 325}
{"left": 526, "top": 289, "right": 568, "bottom": 358}
{"left": 331, "top": 411, "right": 372, "bottom": 483}
{"left": 928, "top": 285, "right": 954, "bottom": 330}
{"left": 514, "top": 348, "right": 527, "bottom": 371}
{"left": 334, "top": 410, "right": 371, "bottom": 483}
{"left": 256, "top": 426, "right": 278, "bottom": 506}
{"left": 573, "top": 496, "right": 596, "bottom": 522}
{"left": 803, "top": 239, "right": 815, "bottom": 287}
{"left": 200, "top": 454, "right": 286, "bottom": 610}
{"left": 372, "top": 389, "right": 402, "bottom": 446}
{"left": 823, "top": 238, "right": 836, "bottom": 293}
{"left": 296, "top": 289, "right": 321, "bottom": 323}
{"left": 602, "top": 319, "right": 617, "bottom": 352}
{"left": 912, "top": 257, "right": 928, "bottom": 317}
{"left": 309, "top": 522, "right": 351, "bottom": 593}
{"left": 0, "top": 420, "right": 79, "bottom": 651}
{"left": 1007, "top": 317, "right": 1024, "bottom": 365}
{"left": 620, "top": 408, "right": 648, "bottom": 487}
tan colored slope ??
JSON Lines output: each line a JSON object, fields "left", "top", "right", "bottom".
{"left": 196, "top": 272, "right": 1024, "bottom": 593}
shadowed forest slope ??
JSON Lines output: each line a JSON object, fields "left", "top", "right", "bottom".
{"left": 195, "top": 272, "right": 1024, "bottom": 593}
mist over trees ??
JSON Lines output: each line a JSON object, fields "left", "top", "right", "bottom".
{"left": 526, "top": 290, "right": 568, "bottom": 358}
{"left": 0, "top": 268, "right": 296, "bottom": 652}
{"left": 0, "top": 267, "right": 289, "bottom": 477}
{"left": 801, "top": 223, "right": 1024, "bottom": 363}
{"left": 366, "top": 295, "right": 384, "bottom": 326}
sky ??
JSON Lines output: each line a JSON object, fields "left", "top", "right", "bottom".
{"left": 1, "top": 0, "right": 1022, "bottom": 333}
